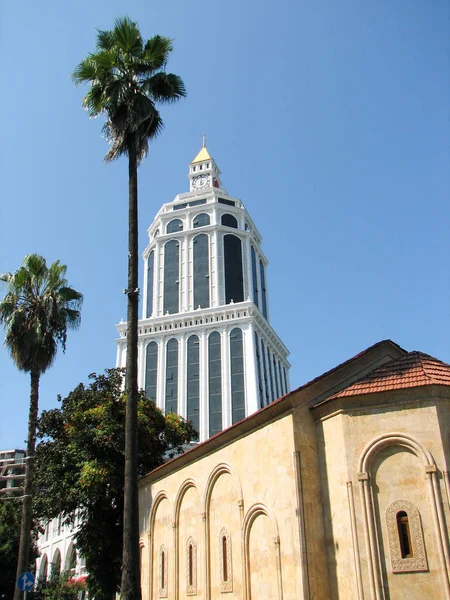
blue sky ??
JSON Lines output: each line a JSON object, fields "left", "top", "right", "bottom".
{"left": 1, "top": 0, "right": 449, "bottom": 449}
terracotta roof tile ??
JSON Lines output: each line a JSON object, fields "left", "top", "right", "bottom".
{"left": 328, "top": 352, "right": 450, "bottom": 399}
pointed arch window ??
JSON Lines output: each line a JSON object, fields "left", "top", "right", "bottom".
{"left": 193, "top": 234, "right": 210, "bottom": 308}
{"left": 167, "top": 218, "right": 183, "bottom": 233}
{"left": 165, "top": 338, "right": 179, "bottom": 414}
{"left": 145, "top": 342, "right": 158, "bottom": 401}
{"left": 220, "top": 528, "right": 233, "bottom": 592}
{"left": 146, "top": 251, "right": 154, "bottom": 318}
{"left": 159, "top": 545, "right": 168, "bottom": 597}
{"left": 208, "top": 332, "right": 222, "bottom": 437}
{"left": 186, "top": 537, "right": 197, "bottom": 595}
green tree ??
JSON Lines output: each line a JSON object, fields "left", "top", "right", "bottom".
{"left": 0, "top": 500, "right": 39, "bottom": 598}
{"left": 34, "top": 369, "right": 196, "bottom": 600}
{"left": 72, "top": 18, "right": 186, "bottom": 599}
{"left": 0, "top": 254, "right": 83, "bottom": 600}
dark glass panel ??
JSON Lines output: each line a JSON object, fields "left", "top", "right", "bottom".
{"left": 397, "top": 512, "right": 413, "bottom": 558}
{"left": 283, "top": 366, "right": 288, "bottom": 394}
{"left": 193, "top": 213, "right": 210, "bottom": 228}
{"left": 208, "top": 331, "right": 222, "bottom": 437}
{"left": 163, "top": 240, "right": 179, "bottom": 314}
{"left": 187, "top": 335, "right": 200, "bottom": 433}
{"left": 189, "top": 199, "right": 206, "bottom": 207}
{"left": 167, "top": 219, "right": 183, "bottom": 233}
{"left": 230, "top": 328, "right": 245, "bottom": 424}
{"left": 145, "top": 342, "right": 158, "bottom": 401}
{"left": 165, "top": 338, "right": 179, "bottom": 414}
{"left": 263, "top": 343, "right": 270, "bottom": 405}
{"left": 146, "top": 251, "right": 154, "bottom": 318}
{"left": 251, "top": 246, "right": 259, "bottom": 307}
{"left": 268, "top": 349, "right": 276, "bottom": 402}
{"left": 224, "top": 235, "right": 244, "bottom": 304}
{"left": 255, "top": 332, "right": 264, "bottom": 409}
{"left": 277, "top": 359, "right": 283, "bottom": 395}
{"left": 173, "top": 203, "right": 187, "bottom": 211}
{"left": 218, "top": 198, "right": 235, "bottom": 206}
{"left": 221, "top": 213, "right": 238, "bottom": 228}
{"left": 193, "top": 234, "right": 210, "bottom": 308}
{"left": 260, "top": 259, "right": 268, "bottom": 318}
{"left": 273, "top": 354, "right": 280, "bottom": 399}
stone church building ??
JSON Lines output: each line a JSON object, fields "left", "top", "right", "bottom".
{"left": 118, "top": 144, "right": 450, "bottom": 599}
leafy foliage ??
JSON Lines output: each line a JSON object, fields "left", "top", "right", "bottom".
{"left": 72, "top": 16, "right": 186, "bottom": 164}
{"left": 0, "top": 254, "right": 83, "bottom": 374}
{"left": 0, "top": 500, "right": 39, "bottom": 598}
{"left": 34, "top": 369, "right": 196, "bottom": 600}
{"left": 32, "top": 572, "right": 85, "bottom": 600}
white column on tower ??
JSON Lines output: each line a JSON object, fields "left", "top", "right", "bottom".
{"left": 244, "top": 322, "right": 259, "bottom": 415}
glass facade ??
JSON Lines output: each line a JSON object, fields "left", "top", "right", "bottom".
{"left": 193, "top": 213, "right": 210, "bottom": 228}
{"left": 165, "top": 338, "right": 179, "bottom": 414}
{"left": 208, "top": 331, "right": 222, "bottom": 437}
{"left": 221, "top": 213, "right": 238, "bottom": 228}
{"left": 187, "top": 335, "right": 200, "bottom": 433}
{"left": 146, "top": 251, "right": 154, "bottom": 318}
{"left": 193, "top": 234, "right": 210, "bottom": 309}
{"left": 260, "top": 259, "right": 268, "bottom": 318}
{"left": 163, "top": 240, "right": 180, "bottom": 314}
{"left": 273, "top": 354, "right": 280, "bottom": 399}
{"left": 255, "top": 332, "right": 264, "bottom": 409}
{"left": 167, "top": 219, "right": 183, "bottom": 233}
{"left": 224, "top": 235, "right": 244, "bottom": 304}
{"left": 145, "top": 342, "right": 158, "bottom": 401}
{"left": 251, "top": 245, "right": 259, "bottom": 307}
{"left": 230, "top": 328, "right": 245, "bottom": 423}
{"left": 263, "top": 343, "right": 271, "bottom": 404}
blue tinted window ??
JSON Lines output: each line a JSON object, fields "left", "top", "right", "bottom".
{"left": 283, "top": 366, "right": 288, "bottom": 394}
{"left": 165, "top": 338, "right": 179, "bottom": 414}
{"left": 221, "top": 214, "right": 238, "bottom": 228}
{"left": 187, "top": 335, "right": 200, "bottom": 433}
{"left": 189, "top": 199, "right": 206, "bottom": 207}
{"left": 173, "top": 203, "right": 187, "bottom": 211}
{"left": 259, "top": 260, "right": 268, "bottom": 318}
{"left": 251, "top": 246, "right": 259, "bottom": 308}
{"left": 146, "top": 251, "right": 154, "bottom": 318}
{"left": 218, "top": 198, "right": 235, "bottom": 206}
{"left": 208, "top": 332, "right": 222, "bottom": 437}
{"left": 145, "top": 342, "right": 158, "bottom": 401}
{"left": 230, "top": 328, "right": 245, "bottom": 424}
{"left": 268, "top": 349, "right": 276, "bottom": 402}
{"left": 262, "top": 343, "right": 270, "bottom": 405}
{"left": 255, "top": 332, "right": 264, "bottom": 409}
{"left": 163, "top": 240, "right": 179, "bottom": 314}
{"left": 273, "top": 354, "right": 280, "bottom": 400}
{"left": 224, "top": 235, "right": 244, "bottom": 304}
{"left": 193, "top": 213, "right": 210, "bottom": 228}
{"left": 193, "top": 234, "right": 210, "bottom": 309}
{"left": 167, "top": 219, "right": 183, "bottom": 233}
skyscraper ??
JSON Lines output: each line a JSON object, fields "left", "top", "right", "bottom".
{"left": 115, "top": 142, "right": 290, "bottom": 442}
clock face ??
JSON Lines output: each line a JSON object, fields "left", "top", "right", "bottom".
{"left": 193, "top": 174, "right": 209, "bottom": 190}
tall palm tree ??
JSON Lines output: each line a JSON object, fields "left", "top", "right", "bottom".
{"left": 0, "top": 254, "right": 82, "bottom": 600}
{"left": 72, "top": 17, "right": 186, "bottom": 600}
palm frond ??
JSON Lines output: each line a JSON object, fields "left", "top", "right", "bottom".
{"left": 144, "top": 73, "right": 187, "bottom": 103}
{"left": 113, "top": 17, "right": 143, "bottom": 56}
{"left": 96, "top": 28, "right": 115, "bottom": 51}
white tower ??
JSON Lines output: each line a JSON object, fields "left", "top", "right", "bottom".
{"left": 116, "top": 142, "right": 290, "bottom": 442}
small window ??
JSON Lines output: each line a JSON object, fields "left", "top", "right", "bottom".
{"left": 385, "top": 500, "right": 427, "bottom": 573}
{"left": 218, "top": 198, "right": 235, "bottom": 207}
{"left": 167, "top": 219, "right": 183, "bottom": 233}
{"left": 193, "top": 213, "right": 210, "bottom": 228}
{"left": 159, "top": 545, "right": 168, "bottom": 598}
{"left": 220, "top": 528, "right": 233, "bottom": 592}
{"left": 186, "top": 537, "right": 197, "bottom": 595}
{"left": 221, "top": 214, "right": 238, "bottom": 228}
{"left": 397, "top": 511, "right": 413, "bottom": 558}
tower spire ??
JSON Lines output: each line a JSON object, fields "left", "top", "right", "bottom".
{"left": 202, "top": 134, "right": 206, "bottom": 148}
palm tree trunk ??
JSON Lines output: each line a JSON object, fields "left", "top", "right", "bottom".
{"left": 121, "top": 134, "right": 142, "bottom": 600}
{"left": 14, "top": 369, "right": 39, "bottom": 600}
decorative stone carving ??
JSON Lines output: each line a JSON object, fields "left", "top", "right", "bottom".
{"left": 186, "top": 536, "right": 197, "bottom": 595}
{"left": 385, "top": 500, "right": 428, "bottom": 573}
{"left": 159, "top": 545, "right": 168, "bottom": 598}
{"left": 219, "top": 527, "right": 233, "bottom": 593}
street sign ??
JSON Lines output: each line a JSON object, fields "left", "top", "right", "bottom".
{"left": 17, "top": 572, "right": 34, "bottom": 592}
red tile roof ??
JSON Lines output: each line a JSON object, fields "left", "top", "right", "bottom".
{"left": 328, "top": 352, "right": 450, "bottom": 399}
